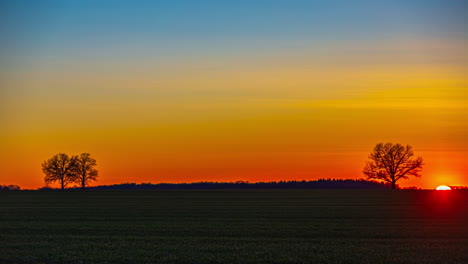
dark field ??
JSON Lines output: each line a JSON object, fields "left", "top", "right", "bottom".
{"left": 1, "top": 190, "right": 467, "bottom": 264}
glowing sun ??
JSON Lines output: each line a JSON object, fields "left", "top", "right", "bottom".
{"left": 436, "top": 185, "right": 451, "bottom": 191}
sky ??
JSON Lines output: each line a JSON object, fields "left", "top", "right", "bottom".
{"left": 1, "top": 0, "right": 467, "bottom": 189}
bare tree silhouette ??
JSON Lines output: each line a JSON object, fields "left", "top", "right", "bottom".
{"left": 74, "top": 153, "right": 98, "bottom": 190}
{"left": 42, "top": 153, "right": 78, "bottom": 189}
{"left": 363, "top": 143, "right": 424, "bottom": 189}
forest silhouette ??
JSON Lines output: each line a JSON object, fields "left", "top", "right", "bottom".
{"left": 0, "top": 143, "right": 430, "bottom": 190}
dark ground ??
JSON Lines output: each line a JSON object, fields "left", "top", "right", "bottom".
{"left": 1, "top": 190, "right": 467, "bottom": 264}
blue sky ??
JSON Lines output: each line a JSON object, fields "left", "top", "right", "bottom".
{"left": 2, "top": 0, "right": 467, "bottom": 61}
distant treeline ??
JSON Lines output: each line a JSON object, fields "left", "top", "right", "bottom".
{"left": 450, "top": 186, "right": 468, "bottom": 190}
{"left": 0, "top": 185, "right": 21, "bottom": 191}
{"left": 42, "top": 179, "right": 394, "bottom": 190}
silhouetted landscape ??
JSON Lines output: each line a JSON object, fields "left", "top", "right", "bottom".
{"left": 41, "top": 179, "right": 392, "bottom": 190}
{"left": 2, "top": 1, "right": 467, "bottom": 263}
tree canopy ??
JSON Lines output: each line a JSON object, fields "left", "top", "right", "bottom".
{"left": 363, "top": 143, "right": 423, "bottom": 189}
{"left": 74, "top": 153, "right": 99, "bottom": 190}
{"left": 42, "top": 153, "right": 98, "bottom": 189}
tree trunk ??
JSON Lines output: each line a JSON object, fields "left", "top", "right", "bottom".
{"left": 61, "top": 179, "right": 65, "bottom": 190}
{"left": 82, "top": 178, "right": 86, "bottom": 190}
{"left": 391, "top": 181, "right": 396, "bottom": 189}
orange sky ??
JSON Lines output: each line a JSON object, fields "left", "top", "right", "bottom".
{"left": 1, "top": 2, "right": 467, "bottom": 189}
{"left": 2, "top": 51, "right": 467, "bottom": 189}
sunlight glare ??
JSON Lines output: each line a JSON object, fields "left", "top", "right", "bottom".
{"left": 436, "top": 185, "right": 451, "bottom": 191}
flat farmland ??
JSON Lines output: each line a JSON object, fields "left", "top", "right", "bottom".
{"left": 1, "top": 190, "right": 467, "bottom": 264}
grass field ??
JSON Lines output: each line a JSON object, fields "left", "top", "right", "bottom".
{"left": 1, "top": 190, "right": 467, "bottom": 264}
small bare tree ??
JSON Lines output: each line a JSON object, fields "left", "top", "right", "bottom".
{"left": 363, "top": 143, "right": 424, "bottom": 189}
{"left": 42, "top": 153, "right": 78, "bottom": 189}
{"left": 74, "top": 153, "right": 98, "bottom": 190}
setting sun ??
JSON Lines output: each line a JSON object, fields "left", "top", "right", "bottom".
{"left": 436, "top": 185, "right": 452, "bottom": 191}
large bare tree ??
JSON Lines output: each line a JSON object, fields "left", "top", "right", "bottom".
{"left": 363, "top": 143, "right": 424, "bottom": 189}
{"left": 74, "top": 153, "right": 98, "bottom": 190}
{"left": 42, "top": 153, "right": 78, "bottom": 189}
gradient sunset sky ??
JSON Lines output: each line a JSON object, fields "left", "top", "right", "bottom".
{"left": 1, "top": 0, "right": 467, "bottom": 189}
